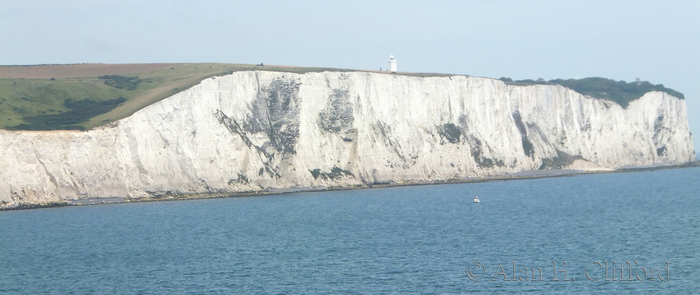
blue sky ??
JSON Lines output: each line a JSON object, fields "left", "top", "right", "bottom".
{"left": 2, "top": 0, "right": 699, "bottom": 153}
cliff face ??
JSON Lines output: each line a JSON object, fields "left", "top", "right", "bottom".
{"left": 0, "top": 71, "right": 695, "bottom": 206}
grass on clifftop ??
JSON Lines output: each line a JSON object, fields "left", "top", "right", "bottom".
{"left": 500, "top": 77, "right": 684, "bottom": 107}
{"left": 0, "top": 63, "right": 684, "bottom": 130}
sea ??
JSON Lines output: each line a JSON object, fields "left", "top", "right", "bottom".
{"left": 1, "top": 167, "right": 698, "bottom": 294}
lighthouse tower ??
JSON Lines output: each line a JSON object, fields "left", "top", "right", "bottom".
{"left": 388, "top": 55, "right": 397, "bottom": 72}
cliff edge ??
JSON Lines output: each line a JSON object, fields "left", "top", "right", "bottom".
{"left": 0, "top": 71, "right": 695, "bottom": 207}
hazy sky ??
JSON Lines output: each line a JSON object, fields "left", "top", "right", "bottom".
{"left": 2, "top": 0, "right": 699, "bottom": 153}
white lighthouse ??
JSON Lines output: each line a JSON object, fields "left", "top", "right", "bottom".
{"left": 388, "top": 55, "right": 397, "bottom": 72}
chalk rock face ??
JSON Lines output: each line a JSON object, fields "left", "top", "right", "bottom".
{"left": 0, "top": 71, "right": 695, "bottom": 206}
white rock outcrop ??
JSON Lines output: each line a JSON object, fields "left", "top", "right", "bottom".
{"left": 0, "top": 71, "right": 695, "bottom": 206}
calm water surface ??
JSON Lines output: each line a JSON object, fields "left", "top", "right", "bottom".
{"left": 1, "top": 167, "right": 699, "bottom": 294}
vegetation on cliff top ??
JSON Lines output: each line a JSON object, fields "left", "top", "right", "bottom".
{"left": 500, "top": 77, "right": 684, "bottom": 107}
{"left": 0, "top": 63, "right": 684, "bottom": 131}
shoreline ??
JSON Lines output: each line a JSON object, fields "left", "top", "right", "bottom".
{"left": 2, "top": 161, "right": 698, "bottom": 211}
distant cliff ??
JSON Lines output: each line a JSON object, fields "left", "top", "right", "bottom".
{"left": 0, "top": 71, "right": 695, "bottom": 207}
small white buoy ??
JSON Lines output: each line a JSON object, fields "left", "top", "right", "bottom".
{"left": 473, "top": 196, "right": 480, "bottom": 203}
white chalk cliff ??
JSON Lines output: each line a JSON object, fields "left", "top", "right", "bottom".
{"left": 0, "top": 71, "right": 695, "bottom": 207}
